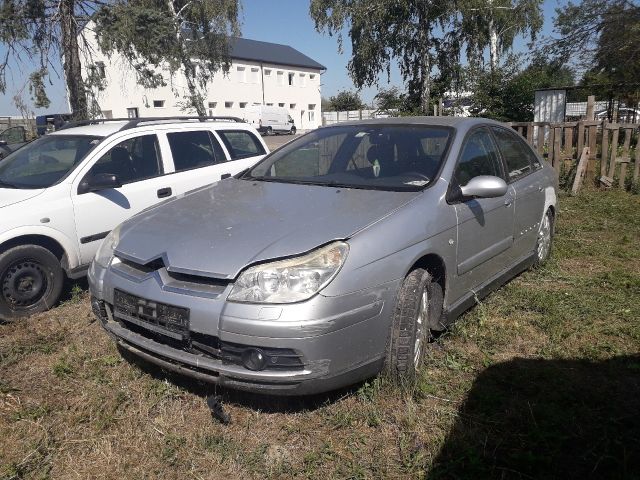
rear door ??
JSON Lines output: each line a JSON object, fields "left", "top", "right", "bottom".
{"left": 71, "top": 132, "right": 172, "bottom": 264}
{"left": 491, "top": 126, "right": 546, "bottom": 260}
{"left": 216, "top": 128, "right": 268, "bottom": 171}
{"left": 452, "top": 128, "right": 514, "bottom": 296}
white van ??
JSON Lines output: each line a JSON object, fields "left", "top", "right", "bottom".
{"left": 244, "top": 105, "right": 296, "bottom": 135}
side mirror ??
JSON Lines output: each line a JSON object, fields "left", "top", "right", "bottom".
{"left": 459, "top": 175, "right": 508, "bottom": 199}
{"left": 78, "top": 173, "right": 122, "bottom": 194}
{"left": 0, "top": 140, "right": 7, "bottom": 147}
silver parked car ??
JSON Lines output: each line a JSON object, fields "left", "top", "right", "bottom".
{"left": 88, "top": 117, "right": 558, "bottom": 395}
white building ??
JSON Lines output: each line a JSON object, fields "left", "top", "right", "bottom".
{"left": 79, "top": 30, "right": 325, "bottom": 130}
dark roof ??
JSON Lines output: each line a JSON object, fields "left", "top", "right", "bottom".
{"left": 230, "top": 37, "right": 325, "bottom": 71}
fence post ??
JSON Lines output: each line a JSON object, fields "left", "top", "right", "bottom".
{"left": 572, "top": 147, "right": 590, "bottom": 195}
{"left": 600, "top": 123, "right": 609, "bottom": 179}
{"left": 563, "top": 126, "right": 573, "bottom": 155}
{"left": 586, "top": 95, "right": 595, "bottom": 121}
{"left": 619, "top": 128, "right": 632, "bottom": 188}
{"left": 553, "top": 127, "right": 562, "bottom": 172}
{"left": 526, "top": 125, "right": 534, "bottom": 146}
{"left": 577, "top": 121, "right": 585, "bottom": 160}
{"left": 537, "top": 125, "right": 545, "bottom": 155}
{"left": 607, "top": 127, "right": 620, "bottom": 179}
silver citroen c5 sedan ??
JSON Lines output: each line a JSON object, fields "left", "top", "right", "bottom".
{"left": 88, "top": 117, "right": 558, "bottom": 395}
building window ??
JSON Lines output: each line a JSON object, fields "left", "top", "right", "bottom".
{"left": 310, "top": 74, "right": 316, "bottom": 80}
{"left": 239, "top": 102, "right": 247, "bottom": 108}
{"left": 309, "top": 111, "right": 315, "bottom": 122}
{"left": 264, "top": 69, "right": 271, "bottom": 76}
{"left": 153, "top": 100, "right": 165, "bottom": 108}
{"left": 299, "top": 73, "right": 306, "bottom": 87}
{"left": 289, "top": 103, "right": 296, "bottom": 109}
{"left": 250, "top": 67, "right": 259, "bottom": 83}
{"left": 208, "top": 102, "right": 217, "bottom": 108}
{"left": 225, "top": 101, "right": 233, "bottom": 108}
{"left": 288, "top": 72, "right": 295, "bottom": 86}
{"left": 237, "top": 66, "right": 246, "bottom": 83}
{"left": 266, "top": 103, "right": 273, "bottom": 106}
{"left": 277, "top": 71, "right": 284, "bottom": 85}
{"left": 308, "top": 104, "right": 316, "bottom": 110}
{"left": 278, "top": 103, "right": 285, "bottom": 108}
{"left": 127, "top": 107, "right": 139, "bottom": 118}
{"left": 101, "top": 110, "right": 113, "bottom": 119}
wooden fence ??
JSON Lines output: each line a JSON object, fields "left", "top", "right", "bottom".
{"left": 508, "top": 120, "right": 640, "bottom": 189}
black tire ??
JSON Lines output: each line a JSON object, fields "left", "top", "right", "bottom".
{"left": 0, "top": 245, "right": 64, "bottom": 322}
{"left": 290, "top": 126, "right": 296, "bottom": 135}
{"left": 266, "top": 126, "right": 273, "bottom": 136}
{"left": 534, "top": 208, "right": 555, "bottom": 267}
{"left": 384, "top": 269, "right": 443, "bottom": 382}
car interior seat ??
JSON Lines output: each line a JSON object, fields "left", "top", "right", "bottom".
{"left": 108, "top": 146, "right": 136, "bottom": 183}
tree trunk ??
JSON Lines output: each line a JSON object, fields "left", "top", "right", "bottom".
{"left": 488, "top": 16, "right": 498, "bottom": 72}
{"left": 418, "top": 10, "right": 430, "bottom": 115}
{"left": 60, "top": 0, "right": 88, "bottom": 120}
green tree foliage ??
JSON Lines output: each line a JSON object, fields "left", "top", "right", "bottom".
{"left": 310, "top": 0, "right": 458, "bottom": 114}
{"left": 459, "top": 0, "right": 543, "bottom": 71}
{"left": 94, "top": 0, "right": 240, "bottom": 116}
{"left": 0, "top": 0, "right": 92, "bottom": 118}
{"left": 327, "top": 90, "right": 365, "bottom": 111}
{"left": 470, "top": 54, "right": 575, "bottom": 121}
{"left": 549, "top": 0, "right": 640, "bottom": 105}
{"left": 374, "top": 87, "right": 404, "bottom": 112}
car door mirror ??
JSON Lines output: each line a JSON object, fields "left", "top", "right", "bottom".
{"left": 460, "top": 175, "right": 508, "bottom": 199}
{"left": 78, "top": 173, "right": 122, "bottom": 194}
{"left": 0, "top": 140, "right": 7, "bottom": 146}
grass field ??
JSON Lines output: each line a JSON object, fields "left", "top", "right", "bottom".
{"left": 1, "top": 189, "right": 639, "bottom": 479}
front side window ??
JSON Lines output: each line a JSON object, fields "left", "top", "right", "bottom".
{"left": 0, "top": 135, "right": 101, "bottom": 189}
{"left": 167, "top": 130, "right": 225, "bottom": 171}
{"left": 0, "top": 126, "right": 26, "bottom": 144}
{"left": 491, "top": 127, "right": 539, "bottom": 180}
{"left": 85, "top": 134, "right": 162, "bottom": 185}
{"left": 217, "top": 130, "right": 266, "bottom": 160}
{"left": 454, "top": 129, "right": 502, "bottom": 187}
{"left": 245, "top": 125, "right": 452, "bottom": 191}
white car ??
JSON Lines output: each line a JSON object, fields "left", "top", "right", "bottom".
{"left": 0, "top": 117, "right": 268, "bottom": 321}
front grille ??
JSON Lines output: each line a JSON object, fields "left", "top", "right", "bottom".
{"left": 113, "top": 289, "right": 189, "bottom": 338}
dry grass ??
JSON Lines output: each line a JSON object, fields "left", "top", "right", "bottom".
{"left": 1, "top": 189, "right": 639, "bottom": 479}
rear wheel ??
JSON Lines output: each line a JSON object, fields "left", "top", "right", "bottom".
{"left": 290, "top": 126, "right": 296, "bottom": 135}
{"left": 0, "top": 245, "right": 64, "bottom": 322}
{"left": 266, "top": 126, "right": 273, "bottom": 136}
{"left": 385, "top": 269, "right": 443, "bottom": 382}
{"left": 534, "top": 208, "right": 554, "bottom": 266}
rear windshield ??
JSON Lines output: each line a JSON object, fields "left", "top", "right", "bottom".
{"left": 0, "top": 135, "right": 101, "bottom": 189}
{"left": 244, "top": 125, "right": 452, "bottom": 191}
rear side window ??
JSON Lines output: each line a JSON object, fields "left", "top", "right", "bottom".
{"left": 454, "top": 129, "right": 502, "bottom": 187}
{"left": 217, "top": 130, "right": 266, "bottom": 160}
{"left": 491, "top": 127, "right": 538, "bottom": 181}
{"left": 167, "top": 130, "right": 226, "bottom": 172}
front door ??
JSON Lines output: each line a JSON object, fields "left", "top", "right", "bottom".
{"left": 452, "top": 128, "right": 514, "bottom": 299}
{"left": 72, "top": 133, "right": 172, "bottom": 264}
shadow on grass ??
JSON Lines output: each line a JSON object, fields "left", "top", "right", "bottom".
{"left": 117, "top": 346, "right": 371, "bottom": 414}
{"left": 429, "top": 355, "right": 640, "bottom": 479}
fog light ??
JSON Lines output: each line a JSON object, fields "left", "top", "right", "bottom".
{"left": 242, "top": 348, "right": 267, "bottom": 371}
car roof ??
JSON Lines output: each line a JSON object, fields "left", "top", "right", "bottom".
{"left": 48, "top": 117, "right": 254, "bottom": 138}
{"left": 325, "top": 116, "right": 506, "bottom": 129}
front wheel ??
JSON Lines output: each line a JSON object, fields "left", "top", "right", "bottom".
{"left": 0, "top": 245, "right": 64, "bottom": 322}
{"left": 290, "top": 126, "right": 296, "bottom": 135}
{"left": 385, "top": 269, "right": 443, "bottom": 382}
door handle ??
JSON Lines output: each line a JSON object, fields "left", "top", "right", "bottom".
{"left": 157, "top": 187, "right": 172, "bottom": 198}
{"left": 538, "top": 185, "right": 543, "bottom": 192}
{"left": 504, "top": 196, "right": 513, "bottom": 207}
{"left": 221, "top": 173, "right": 231, "bottom": 179}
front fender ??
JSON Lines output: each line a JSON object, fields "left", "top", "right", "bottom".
{"left": 0, "top": 226, "right": 81, "bottom": 271}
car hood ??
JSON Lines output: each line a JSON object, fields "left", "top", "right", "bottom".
{"left": 0, "top": 188, "right": 45, "bottom": 208}
{"left": 115, "top": 178, "right": 418, "bottom": 279}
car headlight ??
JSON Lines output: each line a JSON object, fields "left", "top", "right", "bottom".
{"left": 94, "top": 225, "right": 122, "bottom": 268}
{"left": 228, "top": 241, "right": 349, "bottom": 304}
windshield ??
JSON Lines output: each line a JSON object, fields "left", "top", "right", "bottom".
{"left": 0, "top": 135, "right": 102, "bottom": 189}
{"left": 244, "top": 125, "right": 452, "bottom": 191}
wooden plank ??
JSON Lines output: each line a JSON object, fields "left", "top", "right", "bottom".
{"left": 607, "top": 127, "right": 620, "bottom": 179}
{"left": 564, "top": 126, "right": 573, "bottom": 155}
{"left": 600, "top": 124, "right": 609, "bottom": 178}
{"left": 526, "top": 125, "right": 534, "bottom": 146}
{"left": 634, "top": 131, "right": 640, "bottom": 183}
{"left": 586, "top": 125, "right": 597, "bottom": 180}
{"left": 572, "top": 147, "right": 590, "bottom": 195}
{"left": 553, "top": 127, "right": 562, "bottom": 172}
{"left": 586, "top": 95, "right": 595, "bottom": 120}
{"left": 619, "top": 128, "right": 632, "bottom": 187}
{"left": 537, "top": 125, "right": 545, "bottom": 155}
{"left": 577, "top": 121, "right": 585, "bottom": 159}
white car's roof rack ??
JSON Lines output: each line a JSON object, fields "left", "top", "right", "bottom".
{"left": 59, "top": 116, "right": 245, "bottom": 132}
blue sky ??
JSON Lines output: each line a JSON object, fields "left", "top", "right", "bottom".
{"left": 0, "top": 0, "right": 564, "bottom": 116}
